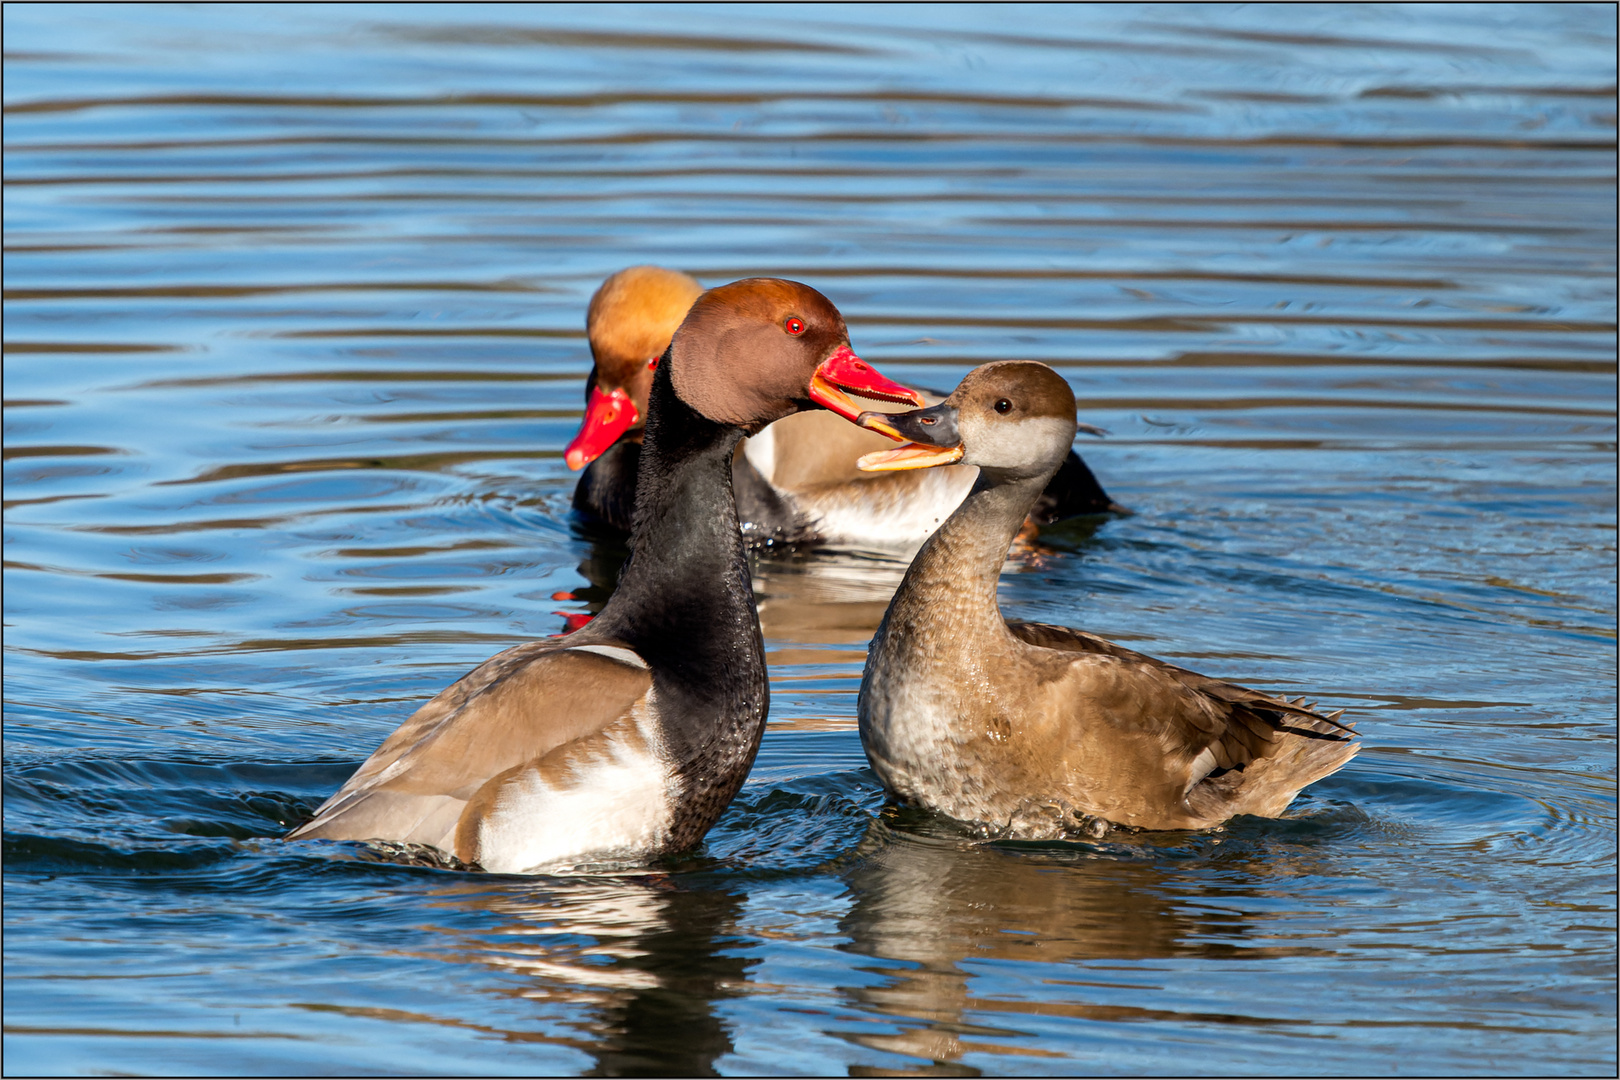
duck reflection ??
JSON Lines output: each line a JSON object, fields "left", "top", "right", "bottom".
{"left": 833, "top": 813, "right": 1322, "bottom": 1073}
{"left": 560, "top": 524, "right": 913, "bottom": 644}
{"left": 424, "top": 874, "right": 750, "bottom": 1077}
{"left": 753, "top": 548, "right": 911, "bottom": 645}
{"left": 560, "top": 521, "right": 1111, "bottom": 646}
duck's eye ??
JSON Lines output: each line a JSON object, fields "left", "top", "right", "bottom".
{"left": 994, "top": 398, "right": 1013, "bottom": 414}
{"left": 647, "top": 356, "right": 659, "bottom": 370}
{"left": 784, "top": 316, "right": 806, "bottom": 336}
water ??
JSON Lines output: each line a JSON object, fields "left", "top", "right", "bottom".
{"left": 4, "top": 3, "right": 1615, "bottom": 1073}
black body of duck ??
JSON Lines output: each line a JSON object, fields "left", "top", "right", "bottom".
{"left": 568, "top": 266, "right": 1120, "bottom": 549}
{"left": 288, "top": 278, "right": 922, "bottom": 872}
{"left": 854, "top": 361, "right": 1358, "bottom": 836}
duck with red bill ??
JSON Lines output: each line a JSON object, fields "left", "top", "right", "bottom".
{"left": 288, "top": 278, "right": 929, "bottom": 874}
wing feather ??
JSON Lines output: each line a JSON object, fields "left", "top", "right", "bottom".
{"left": 1008, "top": 620, "right": 1356, "bottom": 824}
{"left": 289, "top": 642, "right": 653, "bottom": 851}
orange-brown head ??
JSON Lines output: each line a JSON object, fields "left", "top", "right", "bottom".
{"left": 668, "top": 278, "right": 923, "bottom": 433}
{"left": 566, "top": 266, "right": 705, "bottom": 470}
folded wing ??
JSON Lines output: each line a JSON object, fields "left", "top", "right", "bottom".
{"left": 288, "top": 641, "right": 653, "bottom": 855}
{"left": 1009, "top": 620, "right": 1357, "bottom": 826}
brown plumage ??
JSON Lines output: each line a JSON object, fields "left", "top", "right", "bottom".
{"left": 856, "top": 361, "right": 1357, "bottom": 835}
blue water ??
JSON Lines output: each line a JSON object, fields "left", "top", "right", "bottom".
{"left": 4, "top": 4, "right": 1615, "bottom": 1074}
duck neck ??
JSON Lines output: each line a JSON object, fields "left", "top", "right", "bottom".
{"left": 586, "top": 360, "right": 767, "bottom": 766}
{"left": 883, "top": 471, "right": 1046, "bottom": 649}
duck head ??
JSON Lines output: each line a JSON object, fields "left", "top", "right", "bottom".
{"left": 669, "top": 277, "right": 923, "bottom": 432}
{"left": 855, "top": 361, "right": 1089, "bottom": 481}
{"left": 565, "top": 266, "right": 705, "bottom": 470}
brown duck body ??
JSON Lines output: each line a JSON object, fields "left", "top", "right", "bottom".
{"left": 856, "top": 362, "right": 1357, "bottom": 835}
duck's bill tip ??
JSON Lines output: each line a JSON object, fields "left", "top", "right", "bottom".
{"left": 808, "top": 346, "right": 924, "bottom": 423}
{"left": 856, "top": 442, "right": 966, "bottom": 472}
{"left": 564, "top": 386, "right": 639, "bottom": 470}
{"left": 855, "top": 410, "right": 906, "bottom": 441}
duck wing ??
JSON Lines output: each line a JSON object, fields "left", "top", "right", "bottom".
{"left": 1007, "top": 620, "right": 1357, "bottom": 825}
{"left": 288, "top": 640, "right": 653, "bottom": 856}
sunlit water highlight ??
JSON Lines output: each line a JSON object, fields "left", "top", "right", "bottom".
{"left": 4, "top": 4, "right": 1615, "bottom": 1075}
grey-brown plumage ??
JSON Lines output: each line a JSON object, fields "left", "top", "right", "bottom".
{"left": 856, "top": 361, "right": 1357, "bottom": 835}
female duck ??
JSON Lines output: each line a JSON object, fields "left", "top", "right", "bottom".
{"left": 567, "top": 266, "right": 1119, "bottom": 547}
{"left": 289, "top": 279, "right": 921, "bottom": 872}
{"left": 854, "top": 361, "right": 1357, "bottom": 836}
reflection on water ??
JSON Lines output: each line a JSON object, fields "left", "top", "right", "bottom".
{"left": 832, "top": 812, "right": 1349, "bottom": 1071}
{"left": 422, "top": 878, "right": 750, "bottom": 1077}
{"left": 3, "top": 2, "right": 1614, "bottom": 1075}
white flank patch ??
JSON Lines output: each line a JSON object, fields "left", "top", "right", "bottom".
{"left": 474, "top": 697, "right": 679, "bottom": 874}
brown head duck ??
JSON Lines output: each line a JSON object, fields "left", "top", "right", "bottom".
{"left": 854, "top": 361, "right": 1358, "bottom": 836}
{"left": 567, "top": 267, "right": 1121, "bottom": 549}
{"left": 288, "top": 279, "right": 921, "bottom": 872}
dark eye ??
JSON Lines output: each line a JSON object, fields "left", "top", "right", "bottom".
{"left": 784, "top": 316, "right": 806, "bottom": 336}
{"left": 994, "top": 398, "right": 1013, "bottom": 414}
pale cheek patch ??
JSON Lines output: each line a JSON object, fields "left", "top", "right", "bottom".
{"left": 961, "top": 416, "right": 1074, "bottom": 472}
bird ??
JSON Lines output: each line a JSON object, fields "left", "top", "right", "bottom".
{"left": 288, "top": 278, "right": 923, "bottom": 872}
{"left": 853, "top": 360, "right": 1358, "bottom": 837}
{"left": 566, "top": 265, "right": 705, "bottom": 531}
{"left": 567, "top": 266, "right": 1120, "bottom": 550}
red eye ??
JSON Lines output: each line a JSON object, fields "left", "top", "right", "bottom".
{"left": 784, "top": 317, "right": 805, "bottom": 336}
{"left": 647, "top": 356, "right": 658, "bottom": 370}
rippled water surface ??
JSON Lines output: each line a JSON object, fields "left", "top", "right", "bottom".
{"left": 5, "top": 4, "right": 1616, "bottom": 1074}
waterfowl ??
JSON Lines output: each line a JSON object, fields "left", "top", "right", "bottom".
{"left": 568, "top": 266, "right": 705, "bottom": 530}
{"left": 289, "top": 278, "right": 921, "bottom": 872}
{"left": 567, "top": 266, "right": 1119, "bottom": 549}
{"left": 854, "top": 361, "right": 1358, "bottom": 836}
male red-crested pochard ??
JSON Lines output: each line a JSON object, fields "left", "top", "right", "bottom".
{"left": 288, "top": 279, "right": 922, "bottom": 872}
{"left": 854, "top": 361, "right": 1358, "bottom": 836}
{"left": 567, "top": 267, "right": 1120, "bottom": 548}
{"left": 567, "top": 266, "right": 705, "bottom": 529}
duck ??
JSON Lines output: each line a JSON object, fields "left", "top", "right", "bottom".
{"left": 853, "top": 361, "right": 1358, "bottom": 837}
{"left": 566, "top": 265, "right": 705, "bottom": 530}
{"left": 288, "top": 278, "right": 922, "bottom": 872}
{"left": 567, "top": 266, "right": 1120, "bottom": 549}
